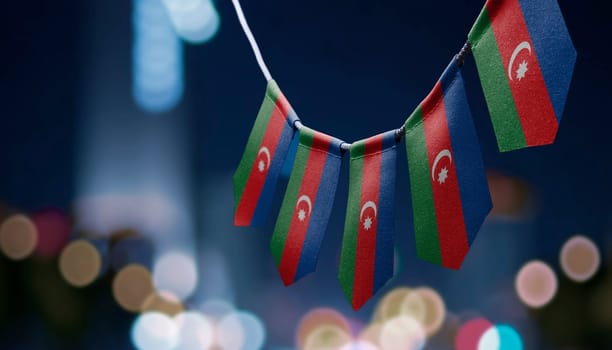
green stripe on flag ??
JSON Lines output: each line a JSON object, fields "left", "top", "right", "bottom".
{"left": 338, "top": 140, "right": 365, "bottom": 302}
{"left": 404, "top": 108, "right": 442, "bottom": 265}
{"left": 468, "top": 8, "right": 527, "bottom": 152}
{"left": 270, "top": 128, "right": 313, "bottom": 265}
{"left": 233, "top": 80, "right": 281, "bottom": 205}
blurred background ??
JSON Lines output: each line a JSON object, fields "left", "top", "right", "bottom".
{"left": 0, "top": 0, "right": 610, "bottom": 349}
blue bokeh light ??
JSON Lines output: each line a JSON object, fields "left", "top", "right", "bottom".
{"left": 133, "top": 0, "right": 184, "bottom": 113}
{"left": 162, "top": 0, "right": 220, "bottom": 44}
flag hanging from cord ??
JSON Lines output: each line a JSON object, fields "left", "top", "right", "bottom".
{"left": 339, "top": 131, "right": 398, "bottom": 310}
{"left": 233, "top": 80, "right": 299, "bottom": 227}
{"left": 404, "top": 58, "right": 492, "bottom": 269}
{"left": 270, "top": 127, "right": 343, "bottom": 286}
{"left": 229, "top": 0, "right": 577, "bottom": 310}
{"left": 468, "top": 0, "right": 576, "bottom": 152}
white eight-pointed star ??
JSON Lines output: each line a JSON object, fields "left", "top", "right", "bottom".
{"left": 258, "top": 160, "right": 265, "bottom": 173}
{"left": 297, "top": 209, "right": 306, "bottom": 222}
{"left": 516, "top": 60, "right": 528, "bottom": 80}
{"left": 437, "top": 167, "right": 449, "bottom": 184}
{"left": 363, "top": 216, "right": 373, "bottom": 230}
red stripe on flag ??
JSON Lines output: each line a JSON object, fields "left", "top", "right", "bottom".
{"left": 278, "top": 134, "right": 331, "bottom": 285}
{"left": 275, "top": 93, "right": 293, "bottom": 118}
{"left": 352, "top": 135, "right": 383, "bottom": 310}
{"left": 487, "top": 0, "right": 558, "bottom": 146}
{"left": 234, "top": 96, "right": 289, "bottom": 226}
{"left": 422, "top": 82, "right": 470, "bottom": 269}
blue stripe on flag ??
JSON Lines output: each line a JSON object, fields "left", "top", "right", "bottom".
{"left": 294, "top": 143, "right": 343, "bottom": 281}
{"left": 373, "top": 131, "right": 397, "bottom": 292}
{"left": 251, "top": 120, "right": 297, "bottom": 226}
{"left": 441, "top": 60, "right": 492, "bottom": 246}
{"left": 518, "top": 0, "right": 576, "bottom": 122}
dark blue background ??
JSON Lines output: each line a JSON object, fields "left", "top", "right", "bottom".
{"left": 0, "top": 1, "right": 611, "bottom": 349}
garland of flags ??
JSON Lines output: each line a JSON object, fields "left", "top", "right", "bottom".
{"left": 231, "top": 0, "right": 576, "bottom": 310}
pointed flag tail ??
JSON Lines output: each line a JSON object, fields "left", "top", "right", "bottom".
{"left": 270, "top": 127, "right": 343, "bottom": 286}
{"left": 233, "top": 80, "right": 299, "bottom": 227}
{"left": 404, "top": 59, "right": 492, "bottom": 269}
{"left": 468, "top": 0, "right": 576, "bottom": 152}
{"left": 339, "top": 131, "right": 397, "bottom": 310}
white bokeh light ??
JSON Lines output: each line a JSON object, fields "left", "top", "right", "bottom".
{"left": 380, "top": 316, "right": 426, "bottom": 350}
{"left": 340, "top": 340, "right": 380, "bottom": 350}
{"left": 234, "top": 311, "right": 266, "bottom": 350}
{"left": 478, "top": 324, "right": 523, "bottom": 350}
{"left": 131, "top": 312, "right": 179, "bottom": 350}
{"left": 174, "top": 311, "right": 214, "bottom": 350}
{"left": 478, "top": 326, "right": 500, "bottom": 350}
{"left": 153, "top": 251, "right": 198, "bottom": 300}
{"left": 217, "top": 311, "right": 246, "bottom": 350}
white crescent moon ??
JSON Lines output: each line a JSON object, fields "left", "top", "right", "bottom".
{"left": 360, "top": 201, "right": 377, "bottom": 221}
{"left": 257, "top": 146, "right": 271, "bottom": 170}
{"left": 296, "top": 195, "right": 312, "bottom": 216}
{"left": 508, "top": 41, "right": 532, "bottom": 81}
{"left": 431, "top": 149, "right": 452, "bottom": 181}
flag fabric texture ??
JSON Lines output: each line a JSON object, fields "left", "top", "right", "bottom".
{"left": 468, "top": 0, "right": 576, "bottom": 152}
{"left": 339, "top": 131, "right": 398, "bottom": 310}
{"left": 233, "top": 80, "right": 299, "bottom": 227}
{"left": 405, "top": 59, "right": 492, "bottom": 269}
{"left": 270, "top": 127, "right": 344, "bottom": 286}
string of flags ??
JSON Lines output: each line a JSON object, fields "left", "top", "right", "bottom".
{"left": 231, "top": 0, "right": 576, "bottom": 310}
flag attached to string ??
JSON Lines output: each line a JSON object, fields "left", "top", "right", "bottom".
{"left": 270, "top": 127, "right": 343, "bottom": 286}
{"left": 468, "top": 0, "right": 576, "bottom": 152}
{"left": 339, "top": 131, "right": 397, "bottom": 310}
{"left": 404, "top": 59, "right": 492, "bottom": 269}
{"left": 233, "top": 80, "right": 299, "bottom": 227}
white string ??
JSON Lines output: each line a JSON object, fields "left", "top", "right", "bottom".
{"left": 230, "top": 0, "right": 471, "bottom": 151}
{"left": 231, "top": 0, "right": 273, "bottom": 81}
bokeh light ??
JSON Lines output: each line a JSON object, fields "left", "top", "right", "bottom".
{"left": 455, "top": 318, "right": 494, "bottom": 350}
{"left": 132, "top": 312, "right": 179, "bottom": 350}
{"left": 219, "top": 311, "right": 266, "bottom": 350}
{"left": 32, "top": 208, "right": 71, "bottom": 258}
{"left": 174, "top": 311, "right": 214, "bottom": 350}
{"left": 113, "top": 264, "right": 155, "bottom": 312}
{"left": 302, "top": 324, "right": 352, "bottom": 350}
{"left": 297, "top": 308, "right": 351, "bottom": 349}
{"left": 479, "top": 324, "right": 523, "bottom": 350}
{"left": 515, "top": 260, "right": 558, "bottom": 308}
{"left": 478, "top": 326, "right": 500, "bottom": 350}
{"left": 153, "top": 251, "right": 198, "bottom": 301}
{"left": 401, "top": 287, "right": 446, "bottom": 337}
{"left": 0, "top": 214, "right": 38, "bottom": 260}
{"left": 560, "top": 235, "right": 600, "bottom": 282}
{"left": 358, "top": 323, "right": 383, "bottom": 346}
{"left": 497, "top": 324, "right": 523, "bottom": 350}
{"left": 133, "top": 0, "right": 184, "bottom": 113}
{"left": 59, "top": 239, "right": 103, "bottom": 287}
{"left": 398, "top": 290, "right": 426, "bottom": 325}
{"left": 340, "top": 340, "right": 380, "bottom": 350}
{"left": 141, "top": 290, "right": 184, "bottom": 316}
{"left": 379, "top": 315, "right": 426, "bottom": 350}
{"left": 373, "top": 287, "right": 412, "bottom": 323}
{"left": 216, "top": 311, "right": 246, "bottom": 350}
{"left": 162, "top": 0, "right": 220, "bottom": 44}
